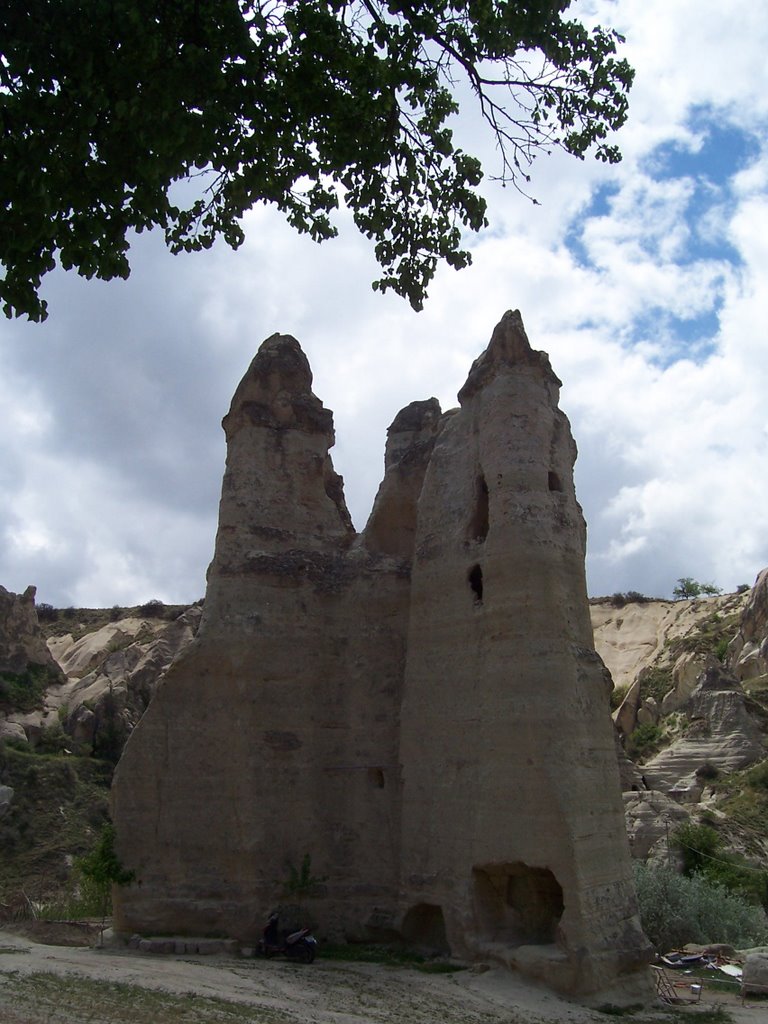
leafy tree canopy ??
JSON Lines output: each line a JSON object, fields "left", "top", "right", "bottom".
{"left": 1, "top": 1, "right": 634, "bottom": 321}
{"left": 673, "top": 578, "right": 723, "bottom": 600}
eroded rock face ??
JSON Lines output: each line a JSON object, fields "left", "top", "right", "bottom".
{"left": 48, "top": 609, "right": 202, "bottom": 756}
{"left": 112, "top": 313, "right": 650, "bottom": 996}
{"left": 730, "top": 568, "right": 768, "bottom": 681}
{"left": 0, "top": 585, "right": 63, "bottom": 744}
{"left": 642, "top": 665, "right": 765, "bottom": 797}
{"left": 0, "top": 586, "right": 61, "bottom": 679}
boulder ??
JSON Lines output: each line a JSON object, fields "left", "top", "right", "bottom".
{"left": 661, "top": 651, "right": 707, "bottom": 714}
{"left": 614, "top": 676, "right": 642, "bottom": 737}
{"left": 742, "top": 952, "right": 768, "bottom": 996}
{"left": 0, "top": 719, "right": 27, "bottom": 744}
{"left": 623, "top": 790, "right": 689, "bottom": 866}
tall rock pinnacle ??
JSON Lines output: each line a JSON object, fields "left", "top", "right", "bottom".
{"left": 112, "top": 314, "right": 650, "bottom": 997}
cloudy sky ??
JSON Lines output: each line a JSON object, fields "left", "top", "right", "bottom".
{"left": 1, "top": 0, "right": 767, "bottom": 608}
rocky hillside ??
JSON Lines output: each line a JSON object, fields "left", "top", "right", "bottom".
{"left": 1, "top": 597, "right": 201, "bottom": 759}
{"left": 592, "top": 572, "right": 768, "bottom": 872}
{"left": 1, "top": 571, "right": 767, "bottom": 904}
{"left": 0, "top": 591, "right": 201, "bottom": 903}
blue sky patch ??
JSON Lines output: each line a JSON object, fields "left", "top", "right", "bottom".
{"left": 622, "top": 305, "right": 721, "bottom": 366}
{"left": 564, "top": 183, "right": 620, "bottom": 267}
{"left": 646, "top": 109, "right": 759, "bottom": 187}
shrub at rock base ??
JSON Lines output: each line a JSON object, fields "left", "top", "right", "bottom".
{"left": 634, "top": 864, "right": 768, "bottom": 950}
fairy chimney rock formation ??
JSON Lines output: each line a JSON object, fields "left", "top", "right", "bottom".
{"left": 113, "top": 312, "right": 650, "bottom": 996}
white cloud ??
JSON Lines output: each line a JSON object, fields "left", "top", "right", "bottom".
{"left": 1, "top": 0, "right": 767, "bottom": 606}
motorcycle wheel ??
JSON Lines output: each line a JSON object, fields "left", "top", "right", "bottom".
{"left": 296, "top": 941, "right": 315, "bottom": 964}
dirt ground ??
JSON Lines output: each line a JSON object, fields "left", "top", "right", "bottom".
{"left": 0, "top": 927, "right": 761, "bottom": 1024}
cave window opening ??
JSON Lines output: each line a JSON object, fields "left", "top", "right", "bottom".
{"left": 367, "top": 767, "right": 385, "bottom": 789}
{"left": 468, "top": 563, "right": 483, "bottom": 603}
{"left": 548, "top": 471, "right": 562, "bottom": 492}
{"left": 467, "top": 473, "right": 489, "bottom": 542}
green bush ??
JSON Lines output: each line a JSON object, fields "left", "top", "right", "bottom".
{"left": 634, "top": 863, "right": 768, "bottom": 950}
{"left": 610, "top": 684, "right": 629, "bottom": 712}
{"left": 75, "top": 823, "right": 135, "bottom": 923}
{"left": 673, "top": 822, "right": 768, "bottom": 907}
{"left": 626, "top": 723, "right": 663, "bottom": 761}
{"left": 0, "top": 664, "right": 53, "bottom": 713}
{"left": 637, "top": 666, "right": 673, "bottom": 703}
{"left": 36, "top": 603, "right": 58, "bottom": 622}
{"left": 137, "top": 599, "right": 164, "bottom": 618}
{"left": 35, "top": 722, "right": 68, "bottom": 756}
{"left": 673, "top": 823, "right": 722, "bottom": 875}
{"left": 715, "top": 637, "right": 730, "bottom": 662}
{"left": 746, "top": 760, "right": 768, "bottom": 792}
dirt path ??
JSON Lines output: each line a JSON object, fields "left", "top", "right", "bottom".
{"left": 0, "top": 929, "right": 757, "bottom": 1024}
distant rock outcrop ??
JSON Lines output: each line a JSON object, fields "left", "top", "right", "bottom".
{"left": 48, "top": 609, "right": 201, "bottom": 756}
{"left": 1, "top": 600, "right": 200, "bottom": 757}
{"left": 730, "top": 568, "right": 768, "bottom": 682}
{"left": 0, "top": 586, "right": 61, "bottom": 679}
{"left": 0, "top": 585, "right": 63, "bottom": 746}
{"left": 642, "top": 664, "right": 765, "bottom": 798}
{"left": 591, "top": 592, "right": 749, "bottom": 694}
{"left": 592, "top": 577, "right": 768, "bottom": 873}
{"left": 112, "top": 312, "right": 650, "bottom": 996}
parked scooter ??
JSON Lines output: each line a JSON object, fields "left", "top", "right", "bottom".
{"left": 257, "top": 912, "right": 318, "bottom": 963}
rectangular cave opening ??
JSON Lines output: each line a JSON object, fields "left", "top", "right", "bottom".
{"left": 467, "top": 472, "right": 489, "bottom": 542}
{"left": 473, "top": 862, "right": 563, "bottom": 946}
{"left": 401, "top": 902, "right": 451, "bottom": 956}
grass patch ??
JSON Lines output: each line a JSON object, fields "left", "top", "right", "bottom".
{"left": 670, "top": 610, "right": 742, "bottom": 661}
{"left": 0, "top": 971, "right": 296, "bottom": 1024}
{"left": 0, "top": 743, "right": 111, "bottom": 902}
{"left": 320, "top": 942, "right": 425, "bottom": 965}
{"left": 319, "top": 942, "right": 463, "bottom": 972}
{"left": 596, "top": 1004, "right": 645, "bottom": 1016}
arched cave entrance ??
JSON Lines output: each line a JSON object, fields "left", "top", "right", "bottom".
{"left": 401, "top": 903, "right": 450, "bottom": 955}
{"left": 473, "top": 862, "right": 563, "bottom": 945}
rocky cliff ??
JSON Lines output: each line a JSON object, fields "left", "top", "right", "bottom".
{"left": 0, "top": 586, "right": 64, "bottom": 747}
{"left": 592, "top": 578, "right": 768, "bottom": 868}
{"left": 111, "top": 312, "right": 650, "bottom": 996}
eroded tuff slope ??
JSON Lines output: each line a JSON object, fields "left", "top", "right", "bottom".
{"left": 600, "top": 575, "right": 768, "bottom": 869}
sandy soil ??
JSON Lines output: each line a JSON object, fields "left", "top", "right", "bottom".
{"left": 0, "top": 929, "right": 762, "bottom": 1024}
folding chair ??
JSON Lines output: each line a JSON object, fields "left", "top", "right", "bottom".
{"left": 650, "top": 965, "right": 702, "bottom": 1004}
